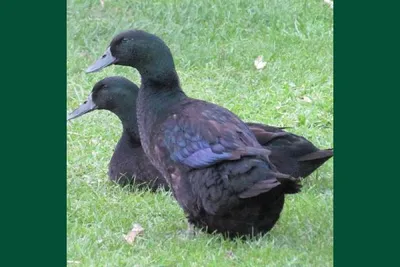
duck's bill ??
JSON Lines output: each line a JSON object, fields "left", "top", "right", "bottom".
{"left": 86, "top": 47, "right": 117, "bottom": 73}
{"left": 67, "top": 94, "right": 98, "bottom": 121}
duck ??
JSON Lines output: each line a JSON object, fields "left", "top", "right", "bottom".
{"left": 67, "top": 76, "right": 169, "bottom": 191}
{"left": 85, "top": 30, "right": 331, "bottom": 238}
{"left": 68, "top": 77, "right": 333, "bottom": 192}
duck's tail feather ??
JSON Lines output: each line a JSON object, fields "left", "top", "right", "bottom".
{"left": 297, "top": 148, "right": 333, "bottom": 162}
{"left": 238, "top": 171, "right": 302, "bottom": 199}
{"left": 238, "top": 179, "right": 281, "bottom": 198}
{"left": 296, "top": 148, "right": 333, "bottom": 178}
{"left": 272, "top": 171, "right": 303, "bottom": 194}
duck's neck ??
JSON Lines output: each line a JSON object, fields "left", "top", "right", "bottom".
{"left": 114, "top": 106, "right": 141, "bottom": 143}
{"left": 121, "top": 120, "right": 141, "bottom": 144}
{"left": 138, "top": 62, "right": 187, "bottom": 114}
{"left": 139, "top": 57, "right": 181, "bottom": 89}
{"left": 139, "top": 81, "right": 187, "bottom": 115}
{"left": 137, "top": 70, "right": 187, "bottom": 144}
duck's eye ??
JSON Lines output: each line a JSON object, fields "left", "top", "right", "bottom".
{"left": 83, "top": 101, "right": 87, "bottom": 104}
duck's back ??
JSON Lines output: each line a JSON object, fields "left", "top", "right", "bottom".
{"left": 147, "top": 97, "right": 266, "bottom": 176}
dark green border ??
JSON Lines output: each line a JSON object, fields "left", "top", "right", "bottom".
{"left": 0, "top": 2, "right": 66, "bottom": 265}
{"left": 1, "top": 0, "right": 396, "bottom": 264}
{"left": 334, "top": 2, "right": 397, "bottom": 265}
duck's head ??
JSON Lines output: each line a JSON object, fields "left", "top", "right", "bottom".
{"left": 86, "top": 30, "right": 176, "bottom": 77}
{"left": 67, "top": 77, "right": 139, "bottom": 135}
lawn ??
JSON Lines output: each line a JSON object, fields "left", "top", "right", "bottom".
{"left": 67, "top": 0, "right": 333, "bottom": 266}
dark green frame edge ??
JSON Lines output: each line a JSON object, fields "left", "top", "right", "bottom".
{"left": 1, "top": 0, "right": 397, "bottom": 265}
{"left": 0, "top": 1, "right": 66, "bottom": 265}
{"left": 334, "top": 2, "right": 398, "bottom": 265}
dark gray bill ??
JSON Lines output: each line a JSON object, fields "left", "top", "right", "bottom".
{"left": 67, "top": 94, "right": 97, "bottom": 121}
{"left": 86, "top": 47, "right": 117, "bottom": 73}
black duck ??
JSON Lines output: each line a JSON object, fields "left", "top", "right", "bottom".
{"left": 85, "top": 30, "right": 330, "bottom": 238}
{"left": 67, "top": 76, "right": 168, "bottom": 191}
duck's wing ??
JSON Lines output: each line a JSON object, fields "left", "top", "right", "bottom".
{"left": 158, "top": 103, "right": 271, "bottom": 169}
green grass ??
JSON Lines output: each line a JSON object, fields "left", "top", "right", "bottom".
{"left": 67, "top": 0, "right": 333, "bottom": 265}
